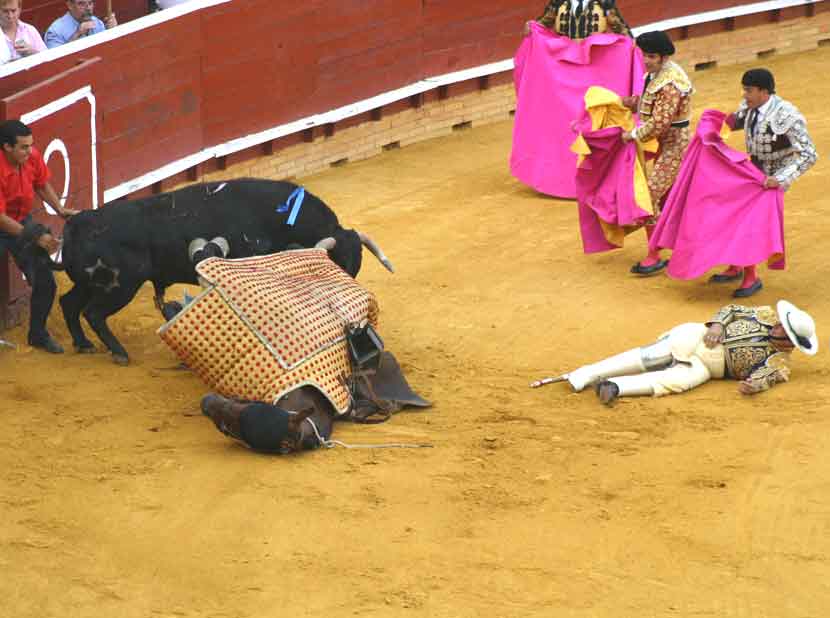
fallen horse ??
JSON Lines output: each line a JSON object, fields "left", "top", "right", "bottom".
{"left": 158, "top": 249, "right": 430, "bottom": 453}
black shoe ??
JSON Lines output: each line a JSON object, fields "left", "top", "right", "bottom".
{"left": 732, "top": 279, "right": 763, "bottom": 298}
{"left": 28, "top": 334, "right": 64, "bottom": 354}
{"left": 595, "top": 380, "right": 620, "bottom": 407}
{"left": 709, "top": 270, "right": 743, "bottom": 283}
{"left": 630, "top": 259, "right": 669, "bottom": 276}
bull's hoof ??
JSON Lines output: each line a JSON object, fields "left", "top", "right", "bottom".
{"left": 112, "top": 353, "right": 130, "bottom": 366}
{"left": 161, "top": 301, "right": 183, "bottom": 321}
{"left": 75, "top": 342, "right": 96, "bottom": 354}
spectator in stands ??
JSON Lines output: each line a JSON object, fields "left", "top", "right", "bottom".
{"left": 0, "top": 32, "right": 10, "bottom": 63}
{"left": 1, "top": 0, "right": 46, "bottom": 60}
{"left": 44, "top": 0, "right": 116, "bottom": 48}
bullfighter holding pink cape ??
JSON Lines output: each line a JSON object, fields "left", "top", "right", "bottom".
{"left": 510, "top": 21, "right": 644, "bottom": 198}
{"left": 569, "top": 86, "right": 658, "bottom": 253}
{"left": 649, "top": 109, "right": 787, "bottom": 291}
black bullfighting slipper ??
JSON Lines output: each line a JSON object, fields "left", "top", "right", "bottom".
{"left": 709, "top": 271, "right": 743, "bottom": 283}
{"left": 595, "top": 380, "right": 620, "bottom": 407}
{"left": 28, "top": 334, "right": 64, "bottom": 354}
{"left": 732, "top": 279, "right": 763, "bottom": 298}
{"left": 630, "top": 259, "right": 669, "bottom": 276}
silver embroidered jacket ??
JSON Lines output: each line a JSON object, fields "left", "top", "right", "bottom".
{"left": 731, "top": 95, "right": 817, "bottom": 190}
{"left": 707, "top": 304, "right": 791, "bottom": 391}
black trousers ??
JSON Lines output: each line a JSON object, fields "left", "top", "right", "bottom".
{"left": 0, "top": 215, "right": 57, "bottom": 341}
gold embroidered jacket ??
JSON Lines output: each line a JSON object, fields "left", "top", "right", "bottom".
{"left": 633, "top": 61, "right": 694, "bottom": 142}
{"left": 537, "top": 0, "right": 631, "bottom": 39}
{"left": 707, "top": 304, "right": 791, "bottom": 391}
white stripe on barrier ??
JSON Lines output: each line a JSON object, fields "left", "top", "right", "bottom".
{"left": 630, "top": 0, "right": 822, "bottom": 34}
{"left": 20, "top": 86, "right": 99, "bottom": 211}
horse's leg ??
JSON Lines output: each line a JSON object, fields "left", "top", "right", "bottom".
{"left": 82, "top": 279, "right": 143, "bottom": 365}
{"left": 59, "top": 282, "right": 96, "bottom": 352}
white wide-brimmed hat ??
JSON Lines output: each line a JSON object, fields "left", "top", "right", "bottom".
{"left": 777, "top": 300, "right": 818, "bottom": 355}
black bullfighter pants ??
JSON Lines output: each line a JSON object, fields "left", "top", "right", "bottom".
{"left": 0, "top": 215, "right": 57, "bottom": 342}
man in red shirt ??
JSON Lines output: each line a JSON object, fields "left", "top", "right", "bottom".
{"left": 0, "top": 119, "right": 78, "bottom": 353}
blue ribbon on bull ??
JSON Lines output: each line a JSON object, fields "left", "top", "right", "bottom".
{"left": 276, "top": 187, "right": 306, "bottom": 226}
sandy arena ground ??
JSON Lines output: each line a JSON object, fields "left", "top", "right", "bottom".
{"left": 2, "top": 50, "right": 830, "bottom": 617}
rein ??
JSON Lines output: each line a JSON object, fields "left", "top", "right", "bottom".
{"left": 303, "top": 417, "right": 432, "bottom": 450}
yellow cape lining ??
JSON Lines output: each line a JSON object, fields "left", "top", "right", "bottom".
{"left": 570, "top": 86, "right": 659, "bottom": 247}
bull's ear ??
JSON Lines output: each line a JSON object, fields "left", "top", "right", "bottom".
{"left": 286, "top": 406, "right": 316, "bottom": 432}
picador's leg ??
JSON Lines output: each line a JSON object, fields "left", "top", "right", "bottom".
{"left": 567, "top": 338, "right": 673, "bottom": 391}
{"left": 597, "top": 360, "right": 712, "bottom": 406}
{"left": 82, "top": 280, "right": 143, "bottom": 365}
{"left": 59, "top": 283, "right": 96, "bottom": 352}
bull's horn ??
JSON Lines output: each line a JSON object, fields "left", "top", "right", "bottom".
{"left": 358, "top": 231, "right": 394, "bottom": 273}
{"left": 315, "top": 237, "right": 337, "bottom": 250}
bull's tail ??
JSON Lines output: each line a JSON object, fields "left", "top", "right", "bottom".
{"left": 357, "top": 231, "right": 394, "bottom": 273}
{"left": 48, "top": 224, "right": 66, "bottom": 271}
{"left": 22, "top": 221, "right": 66, "bottom": 271}
{"left": 57, "top": 219, "right": 80, "bottom": 277}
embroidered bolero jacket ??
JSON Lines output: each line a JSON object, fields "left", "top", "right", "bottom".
{"left": 632, "top": 61, "right": 694, "bottom": 142}
{"left": 730, "top": 95, "right": 818, "bottom": 190}
{"left": 537, "top": 0, "right": 631, "bottom": 39}
{"left": 707, "top": 304, "right": 791, "bottom": 392}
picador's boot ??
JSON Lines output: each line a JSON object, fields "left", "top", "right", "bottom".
{"left": 596, "top": 374, "right": 655, "bottom": 406}
{"left": 567, "top": 349, "right": 646, "bottom": 392}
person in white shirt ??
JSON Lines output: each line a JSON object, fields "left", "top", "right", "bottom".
{"left": 0, "top": 31, "right": 10, "bottom": 63}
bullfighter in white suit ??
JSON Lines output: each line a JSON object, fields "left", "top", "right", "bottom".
{"left": 564, "top": 300, "right": 817, "bottom": 405}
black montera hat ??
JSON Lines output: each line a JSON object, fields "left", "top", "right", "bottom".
{"left": 635, "top": 31, "right": 675, "bottom": 56}
{"left": 742, "top": 68, "right": 776, "bottom": 93}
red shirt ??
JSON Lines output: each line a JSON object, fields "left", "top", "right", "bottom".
{"left": 0, "top": 146, "right": 51, "bottom": 222}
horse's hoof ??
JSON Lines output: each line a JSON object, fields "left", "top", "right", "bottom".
{"left": 75, "top": 343, "right": 96, "bottom": 354}
{"left": 112, "top": 354, "right": 130, "bottom": 366}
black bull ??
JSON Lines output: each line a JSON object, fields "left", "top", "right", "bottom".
{"left": 57, "top": 178, "right": 393, "bottom": 365}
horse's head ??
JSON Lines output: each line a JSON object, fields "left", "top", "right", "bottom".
{"left": 201, "top": 387, "right": 335, "bottom": 454}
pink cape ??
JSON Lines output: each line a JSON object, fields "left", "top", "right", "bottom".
{"left": 650, "top": 109, "right": 786, "bottom": 279}
{"left": 510, "top": 24, "right": 644, "bottom": 198}
{"left": 575, "top": 126, "right": 651, "bottom": 253}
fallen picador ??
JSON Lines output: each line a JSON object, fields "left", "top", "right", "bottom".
{"left": 158, "top": 249, "right": 430, "bottom": 454}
